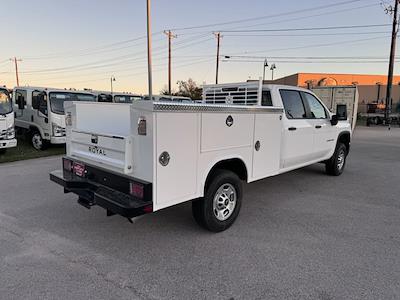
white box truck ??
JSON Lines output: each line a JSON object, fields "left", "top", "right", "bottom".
{"left": 50, "top": 82, "right": 351, "bottom": 232}
{"left": 13, "top": 87, "right": 96, "bottom": 150}
{"left": 0, "top": 86, "right": 17, "bottom": 153}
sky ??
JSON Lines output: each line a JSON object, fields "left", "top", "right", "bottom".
{"left": 0, "top": 0, "right": 397, "bottom": 94}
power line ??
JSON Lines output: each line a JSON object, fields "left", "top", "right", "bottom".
{"left": 224, "top": 55, "right": 400, "bottom": 59}
{"left": 169, "top": 0, "right": 371, "bottom": 31}
{"left": 223, "top": 31, "right": 390, "bottom": 37}
{"left": 227, "top": 35, "right": 390, "bottom": 55}
{"left": 226, "top": 3, "right": 379, "bottom": 31}
{"left": 222, "top": 60, "right": 396, "bottom": 64}
{"left": 24, "top": 32, "right": 164, "bottom": 60}
{"left": 220, "top": 24, "right": 392, "bottom": 33}
{"left": 20, "top": 35, "right": 212, "bottom": 75}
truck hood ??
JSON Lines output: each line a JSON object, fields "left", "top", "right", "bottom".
{"left": 0, "top": 113, "right": 14, "bottom": 132}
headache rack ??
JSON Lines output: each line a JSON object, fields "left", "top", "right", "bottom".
{"left": 202, "top": 80, "right": 263, "bottom": 106}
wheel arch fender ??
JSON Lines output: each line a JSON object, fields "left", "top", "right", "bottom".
{"left": 201, "top": 156, "right": 249, "bottom": 196}
{"left": 29, "top": 125, "right": 45, "bottom": 139}
{"left": 337, "top": 130, "right": 351, "bottom": 153}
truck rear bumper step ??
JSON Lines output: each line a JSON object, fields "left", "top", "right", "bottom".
{"left": 50, "top": 170, "right": 153, "bottom": 219}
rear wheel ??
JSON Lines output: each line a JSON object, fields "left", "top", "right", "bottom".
{"left": 326, "top": 143, "right": 347, "bottom": 176}
{"left": 192, "top": 170, "right": 242, "bottom": 232}
{"left": 31, "top": 131, "right": 47, "bottom": 150}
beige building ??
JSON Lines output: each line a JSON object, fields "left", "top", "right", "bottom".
{"left": 260, "top": 73, "right": 400, "bottom": 114}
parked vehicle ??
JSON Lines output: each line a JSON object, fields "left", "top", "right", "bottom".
{"left": 363, "top": 102, "right": 400, "bottom": 126}
{"left": 13, "top": 87, "right": 96, "bottom": 150}
{"left": 0, "top": 86, "right": 17, "bottom": 153}
{"left": 89, "top": 90, "right": 113, "bottom": 103}
{"left": 143, "top": 95, "right": 193, "bottom": 103}
{"left": 50, "top": 82, "right": 351, "bottom": 232}
{"left": 113, "top": 93, "right": 142, "bottom": 103}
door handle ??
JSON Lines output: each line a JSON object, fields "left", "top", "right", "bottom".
{"left": 315, "top": 125, "right": 322, "bottom": 129}
{"left": 288, "top": 127, "right": 297, "bottom": 131}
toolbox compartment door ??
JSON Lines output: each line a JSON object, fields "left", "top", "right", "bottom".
{"left": 155, "top": 112, "right": 198, "bottom": 209}
{"left": 252, "top": 113, "right": 282, "bottom": 180}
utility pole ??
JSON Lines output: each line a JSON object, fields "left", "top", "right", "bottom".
{"left": 383, "top": 0, "right": 399, "bottom": 125}
{"left": 270, "top": 64, "right": 277, "bottom": 81}
{"left": 146, "top": 0, "right": 153, "bottom": 100}
{"left": 164, "top": 30, "right": 177, "bottom": 95}
{"left": 214, "top": 32, "right": 222, "bottom": 84}
{"left": 262, "top": 59, "right": 268, "bottom": 82}
{"left": 10, "top": 57, "right": 22, "bottom": 87}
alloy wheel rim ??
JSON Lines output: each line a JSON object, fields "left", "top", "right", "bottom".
{"left": 213, "top": 183, "right": 237, "bottom": 221}
{"left": 32, "top": 134, "right": 42, "bottom": 150}
{"left": 337, "top": 149, "right": 345, "bottom": 170}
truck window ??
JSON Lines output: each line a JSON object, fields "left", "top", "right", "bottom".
{"left": 261, "top": 91, "right": 272, "bottom": 106}
{"left": 33, "top": 91, "right": 48, "bottom": 116}
{"left": 114, "top": 95, "right": 131, "bottom": 103}
{"left": 280, "top": 90, "right": 306, "bottom": 119}
{"left": 15, "top": 89, "right": 27, "bottom": 108}
{"left": 98, "top": 94, "right": 113, "bottom": 102}
{"left": 303, "top": 93, "right": 327, "bottom": 119}
{"left": 49, "top": 92, "right": 95, "bottom": 115}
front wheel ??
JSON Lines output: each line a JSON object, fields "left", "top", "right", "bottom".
{"left": 0, "top": 149, "right": 6, "bottom": 155}
{"left": 31, "top": 131, "right": 47, "bottom": 151}
{"left": 192, "top": 170, "right": 242, "bottom": 232}
{"left": 325, "top": 143, "right": 347, "bottom": 176}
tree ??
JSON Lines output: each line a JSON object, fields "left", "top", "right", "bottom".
{"left": 176, "top": 78, "right": 202, "bottom": 100}
{"left": 160, "top": 78, "right": 202, "bottom": 100}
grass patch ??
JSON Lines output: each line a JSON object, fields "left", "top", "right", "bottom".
{"left": 0, "top": 135, "right": 65, "bottom": 164}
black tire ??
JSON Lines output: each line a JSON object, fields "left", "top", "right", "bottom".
{"left": 31, "top": 130, "right": 47, "bottom": 150}
{"left": 325, "top": 143, "right": 347, "bottom": 176}
{"left": 192, "top": 169, "right": 242, "bottom": 232}
{"left": 0, "top": 149, "right": 6, "bottom": 155}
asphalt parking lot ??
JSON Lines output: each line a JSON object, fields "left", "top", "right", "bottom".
{"left": 0, "top": 126, "right": 399, "bottom": 300}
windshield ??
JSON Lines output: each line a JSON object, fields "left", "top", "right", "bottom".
{"left": 0, "top": 89, "right": 12, "bottom": 115}
{"left": 49, "top": 92, "right": 96, "bottom": 114}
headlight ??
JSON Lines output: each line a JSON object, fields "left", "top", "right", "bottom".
{"left": 52, "top": 123, "right": 66, "bottom": 137}
{"left": 6, "top": 127, "right": 15, "bottom": 140}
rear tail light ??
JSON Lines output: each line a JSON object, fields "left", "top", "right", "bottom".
{"left": 63, "top": 158, "right": 73, "bottom": 172}
{"left": 130, "top": 182, "right": 144, "bottom": 199}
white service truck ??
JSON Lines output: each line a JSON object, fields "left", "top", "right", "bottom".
{"left": 13, "top": 87, "right": 96, "bottom": 150}
{"left": 50, "top": 82, "right": 351, "bottom": 232}
{"left": 0, "top": 87, "right": 17, "bottom": 153}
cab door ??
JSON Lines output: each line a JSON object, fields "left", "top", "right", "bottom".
{"left": 280, "top": 89, "right": 315, "bottom": 169}
{"left": 32, "top": 91, "right": 51, "bottom": 139}
{"left": 301, "top": 92, "right": 336, "bottom": 160}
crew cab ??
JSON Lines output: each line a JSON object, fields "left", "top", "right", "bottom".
{"left": 50, "top": 82, "right": 351, "bottom": 232}
{"left": 0, "top": 86, "right": 17, "bottom": 153}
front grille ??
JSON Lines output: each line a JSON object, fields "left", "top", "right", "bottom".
{"left": 0, "top": 130, "right": 7, "bottom": 140}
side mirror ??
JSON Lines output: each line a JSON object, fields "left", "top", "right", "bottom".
{"left": 32, "top": 95, "right": 40, "bottom": 110}
{"left": 330, "top": 114, "right": 339, "bottom": 126}
{"left": 336, "top": 104, "right": 348, "bottom": 121}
